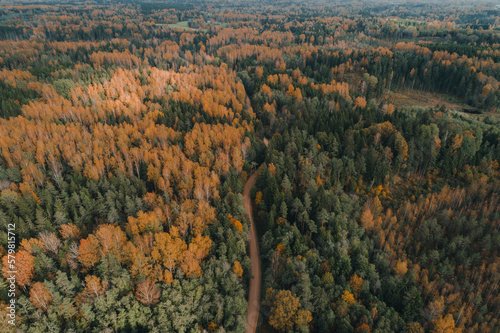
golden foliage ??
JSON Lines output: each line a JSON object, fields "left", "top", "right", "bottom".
{"left": 233, "top": 261, "right": 243, "bottom": 277}
{"left": 265, "top": 288, "right": 312, "bottom": 331}
{"left": 431, "top": 314, "right": 462, "bottom": 333}
{"left": 406, "top": 322, "right": 424, "bottom": 333}
{"left": 255, "top": 191, "right": 263, "bottom": 205}
{"left": 230, "top": 216, "right": 243, "bottom": 232}
{"left": 276, "top": 243, "right": 286, "bottom": 256}
{"left": 348, "top": 274, "right": 363, "bottom": 294}
{"left": 342, "top": 290, "right": 356, "bottom": 306}
{"left": 59, "top": 223, "right": 80, "bottom": 240}
{"left": 394, "top": 259, "right": 408, "bottom": 276}
{"left": 360, "top": 208, "right": 374, "bottom": 230}
{"left": 354, "top": 96, "right": 367, "bottom": 108}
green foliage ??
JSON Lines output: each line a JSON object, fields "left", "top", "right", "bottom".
{"left": 53, "top": 79, "right": 76, "bottom": 99}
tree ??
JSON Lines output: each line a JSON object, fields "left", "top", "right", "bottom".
{"left": 265, "top": 288, "right": 312, "bottom": 332}
{"left": 394, "top": 259, "right": 408, "bottom": 276}
{"left": 423, "top": 296, "right": 445, "bottom": 321}
{"left": 29, "top": 282, "right": 52, "bottom": 311}
{"left": 360, "top": 208, "right": 374, "bottom": 230}
{"left": 354, "top": 96, "right": 367, "bottom": 109}
{"left": 52, "top": 79, "right": 75, "bottom": 99}
{"left": 233, "top": 261, "right": 243, "bottom": 277}
{"left": 59, "top": 223, "right": 80, "bottom": 240}
{"left": 2, "top": 250, "right": 35, "bottom": 287}
{"left": 95, "top": 224, "right": 127, "bottom": 262}
{"left": 386, "top": 103, "right": 395, "bottom": 115}
{"left": 356, "top": 323, "right": 371, "bottom": 333}
{"left": 135, "top": 279, "right": 161, "bottom": 306}
{"left": 342, "top": 290, "right": 356, "bottom": 306}
{"left": 431, "top": 314, "right": 462, "bottom": 333}
{"left": 229, "top": 215, "right": 243, "bottom": 232}
{"left": 39, "top": 232, "right": 61, "bottom": 255}
{"left": 348, "top": 274, "right": 363, "bottom": 295}
{"left": 406, "top": 322, "right": 424, "bottom": 333}
{"left": 295, "top": 309, "right": 313, "bottom": 330}
{"left": 83, "top": 275, "right": 108, "bottom": 298}
{"left": 180, "top": 235, "right": 211, "bottom": 277}
{"left": 255, "top": 191, "right": 263, "bottom": 205}
{"left": 255, "top": 66, "right": 264, "bottom": 79}
{"left": 260, "top": 84, "right": 273, "bottom": 100}
{"left": 78, "top": 236, "right": 100, "bottom": 269}
{"left": 151, "top": 230, "right": 187, "bottom": 281}
{"left": 126, "top": 210, "right": 163, "bottom": 236}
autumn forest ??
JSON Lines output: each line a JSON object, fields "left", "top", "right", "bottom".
{"left": 0, "top": 0, "right": 499, "bottom": 332}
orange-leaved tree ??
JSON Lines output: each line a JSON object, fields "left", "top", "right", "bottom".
{"left": 135, "top": 279, "right": 161, "bottom": 306}
{"left": 2, "top": 250, "right": 35, "bottom": 287}
{"left": 29, "top": 282, "right": 52, "bottom": 311}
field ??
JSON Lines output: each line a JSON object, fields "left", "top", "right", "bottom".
{"left": 156, "top": 21, "right": 198, "bottom": 30}
{"left": 156, "top": 21, "right": 209, "bottom": 32}
{"left": 387, "top": 89, "right": 475, "bottom": 111}
{"left": 386, "top": 89, "right": 500, "bottom": 122}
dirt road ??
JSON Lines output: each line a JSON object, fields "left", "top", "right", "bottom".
{"left": 244, "top": 171, "right": 261, "bottom": 333}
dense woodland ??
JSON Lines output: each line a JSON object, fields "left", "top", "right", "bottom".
{"left": 0, "top": 1, "right": 499, "bottom": 332}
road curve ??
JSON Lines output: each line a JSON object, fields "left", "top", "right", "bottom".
{"left": 244, "top": 171, "right": 261, "bottom": 333}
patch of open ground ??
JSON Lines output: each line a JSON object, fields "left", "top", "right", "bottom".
{"left": 385, "top": 89, "right": 499, "bottom": 121}
{"left": 156, "top": 21, "right": 204, "bottom": 31}
{"left": 387, "top": 89, "right": 473, "bottom": 111}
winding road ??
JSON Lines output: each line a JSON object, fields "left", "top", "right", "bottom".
{"left": 244, "top": 171, "right": 261, "bottom": 333}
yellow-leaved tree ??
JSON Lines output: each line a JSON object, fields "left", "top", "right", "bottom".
{"left": 264, "top": 288, "right": 312, "bottom": 331}
{"left": 233, "top": 261, "right": 243, "bottom": 277}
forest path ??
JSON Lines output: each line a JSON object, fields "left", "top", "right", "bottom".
{"left": 244, "top": 170, "right": 261, "bottom": 333}
{"left": 244, "top": 87, "right": 266, "bottom": 333}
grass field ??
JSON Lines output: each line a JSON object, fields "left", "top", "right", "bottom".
{"left": 156, "top": 21, "right": 213, "bottom": 32}
{"left": 156, "top": 21, "right": 199, "bottom": 31}
{"left": 387, "top": 89, "right": 473, "bottom": 111}
{"left": 155, "top": 20, "right": 225, "bottom": 32}
{"left": 386, "top": 89, "right": 499, "bottom": 120}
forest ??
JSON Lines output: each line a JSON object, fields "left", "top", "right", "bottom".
{"left": 0, "top": 0, "right": 499, "bottom": 332}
